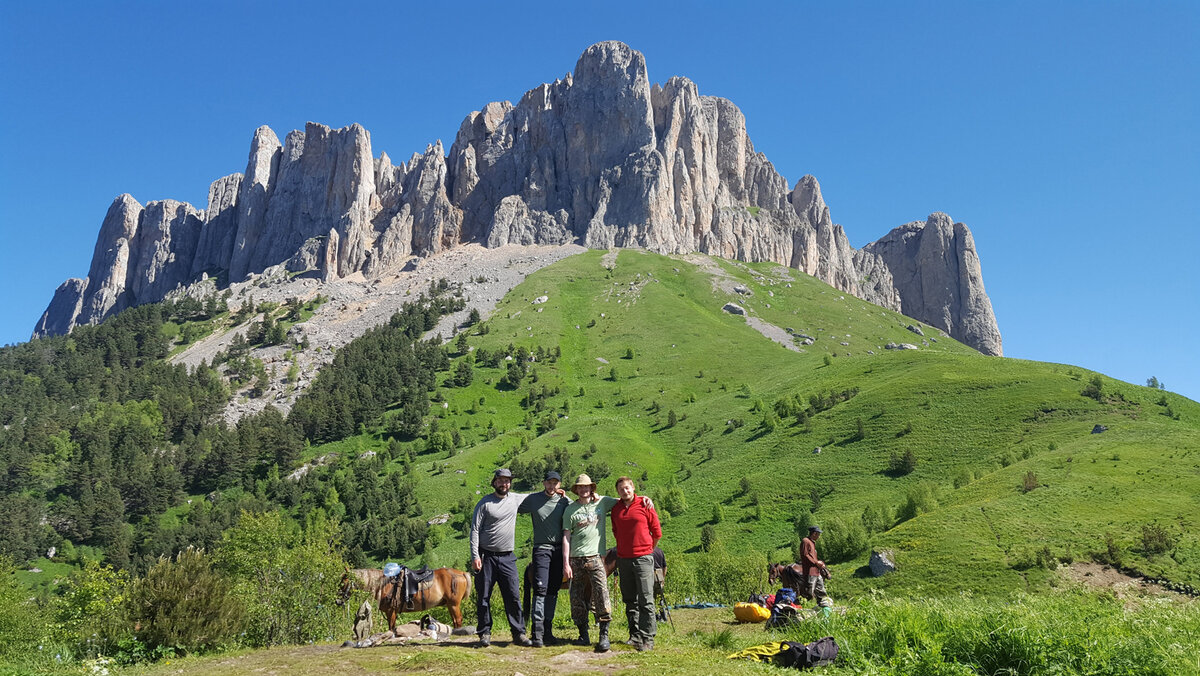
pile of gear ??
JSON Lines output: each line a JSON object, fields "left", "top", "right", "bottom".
{"left": 727, "top": 637, "right": 840, "bottom": 670}
{"left": 734, "top": 587, "right": 834, "bottom": 628}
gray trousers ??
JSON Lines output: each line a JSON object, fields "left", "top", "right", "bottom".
{"left": 618, "top": 554, "right": 656, "bottom": 643}
{"left": 805, "top": 574, "right": 828, "bottom": 602}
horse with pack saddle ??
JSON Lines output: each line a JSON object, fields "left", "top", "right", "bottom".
{"left": 337, "top": 564, "right": 472, "bottom": 632}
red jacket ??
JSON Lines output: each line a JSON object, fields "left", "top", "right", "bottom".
{"left": 611, "top": 496, "right": 662, "bottom": 558}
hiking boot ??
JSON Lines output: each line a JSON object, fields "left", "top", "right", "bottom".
{"left": 544, "top": 633, "right": 561, "bottom": 646}
{"left": 595, "top": 622, "right": 610, "bottom": 653}
{"left": 572, "top": 623, "right": 590, "bottom": 646}
{"left": 530, "top": 636, "right": 544, "bottom": 648}
{"left": 636, "top": 638, "right": 654, "bottom": 652}
{"left": 624, "top": 636, "right": 642, "bottom": 647}
{"left": 477, "top": 631, "right": 491, "bottom": 648}
{"left": 513, "top": 634, "right": 532, "bottom": 647}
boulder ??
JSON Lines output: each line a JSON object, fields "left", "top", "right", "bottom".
{"left": 869, "top": 549, "right": 897, "bottom": 576}
{"left": 723, "top": 302, "right": 746, "bottom": 316}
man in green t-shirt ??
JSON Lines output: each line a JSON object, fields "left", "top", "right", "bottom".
{"left": 562, "top": 473, "right": 617, "bottom": 652}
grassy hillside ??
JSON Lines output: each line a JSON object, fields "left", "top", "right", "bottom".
{"left": 293, "top": 249, "right": 1199, "bottom": 596}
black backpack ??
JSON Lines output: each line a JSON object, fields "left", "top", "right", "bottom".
{"left": 778, "top": 636, "right": 839, "bottom": 669}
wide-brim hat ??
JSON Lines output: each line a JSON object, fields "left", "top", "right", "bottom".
{"left": 570, "top": 473, "right": 597, "bottom": 493}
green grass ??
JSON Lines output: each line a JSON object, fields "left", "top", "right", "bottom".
{"left": 90, "top": 588, "right": 1200, "bottom": 675}
{"left": 299, "top": 249, "right": 1200, "bottom": 596}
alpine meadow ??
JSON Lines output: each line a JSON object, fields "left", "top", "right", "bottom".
{"left": 3, "top": 249, "right": 1198, "bottom": 674}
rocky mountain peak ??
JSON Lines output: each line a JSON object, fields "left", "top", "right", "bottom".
{"left": 35, "top": 41, "right": 1001, "bottom": 356}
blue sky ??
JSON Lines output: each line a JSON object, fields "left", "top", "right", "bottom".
{"left": 2, "top": 1, "right": 1197, "bottom": 401}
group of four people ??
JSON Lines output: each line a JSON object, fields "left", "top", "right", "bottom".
{"left": 468, "top": 468, "right": 662, "bottom": 652}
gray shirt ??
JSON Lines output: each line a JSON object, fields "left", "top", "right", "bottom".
{"left": 469, "top": 491, "right": 529, "bottom": 559}
{"left": 518, "top": 491, "right": 569, "bottom": 548}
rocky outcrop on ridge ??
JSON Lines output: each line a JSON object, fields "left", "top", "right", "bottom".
{"left": 35, "top": 41, "right": 1001, "bottom": 355}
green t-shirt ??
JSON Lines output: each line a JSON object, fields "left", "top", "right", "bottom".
{"left": 563, "top": 495, "right": 617, "bottom": 557}
{"left": 518, "top": 490, "right": 569, "bottom": 547}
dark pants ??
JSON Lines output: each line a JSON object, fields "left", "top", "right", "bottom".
{"left": 618, "top": 554, "right": 656, "bottom": 643}
{"left": 529, "top": 545, "right": 564, "bottom": 640}
{"left": 476, "top": 549, "right": 524, "bottom": 638}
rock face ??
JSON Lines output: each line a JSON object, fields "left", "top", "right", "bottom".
{"left": 35, "top": 41, "right": 1001, "bottom": 354}
{"left": 869, "top": 549, "right": 897, "bottom": 577}
{"left": 862, "top": 214, "right": 1002, "bottom": 356}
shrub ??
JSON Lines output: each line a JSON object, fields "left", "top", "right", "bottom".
{"left": 700, "top": 525, "right": 718, "bottom": 552}
{"left": 820, "top": 516, "right": 870, "bottom": 564}
{"left": 1140, "top": 523, "right": 1177, "bottom": 555}
{"left": 1081, "top": 375, "right": 1104, "bottom": 401}
{"left": 0, "top": 555, "right": 48, "bottom": 660}
{"left": 669, "top": 548, "right": 766, "bottom": 603}
{"left": 55, "top": 559, "right": 133, "bottom": 657}
{"left": 896, "top": 482, "right": 939, "bottom": 524}
{"left": 861, "top": 504, "right": 894, "bottom": 534}
{"left": 215, "top": 510, "right": 346, "bottom": 646}
{"left": 794, "top": 509, "right": 816, "bottom": 536}
{"left": 656, "top": 483, "right": 687, "bottom": 517}
{"left": 129, "top": 548, "right": 243, "bottom": 654}
{"left": 1022, "top": 471, "right": 1040, "bottom": 493}
{"left": 888, "top": 449, "right": 918, "bottom": 475}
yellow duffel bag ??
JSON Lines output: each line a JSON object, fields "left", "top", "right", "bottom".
{"left": 733, "top": 602, "right": 771, "bottom": 623}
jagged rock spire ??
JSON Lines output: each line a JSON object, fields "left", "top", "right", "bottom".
{"left": 34, "top": 41, "right": 1001, "bottom": 356}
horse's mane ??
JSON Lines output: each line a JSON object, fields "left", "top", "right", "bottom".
{"left": 349, "top": 568, "right": 388, "bottom": 599}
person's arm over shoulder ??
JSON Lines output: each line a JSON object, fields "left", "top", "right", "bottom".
{"left": 517, "top": 492, "right": 538, "bottom": 514}
{"left": 644, "top": 497, "right": 662, "bottom": 543}
{"left": 597, "top": 495, "right": 618, "bottom": 513}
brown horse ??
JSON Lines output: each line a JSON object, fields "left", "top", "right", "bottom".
{"left": 767, "top": 562, "right": 807, "bottom": 597}
{"left": 521, "top": 547, "right": 618, "bottom": 630}
{"left": 337, "top": 567, "right": 472, "bottom": 631}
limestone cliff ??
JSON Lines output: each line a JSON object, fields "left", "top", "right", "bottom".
{"left": 35, "top": 41, "right": 1001, "bottom": 355}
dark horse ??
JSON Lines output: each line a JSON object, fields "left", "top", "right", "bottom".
{"left": 337, "top": 567, "right": 472, "bottom": 631}
{"left": 767, "top": 562, "right": 808, "bottom": 598}
{"left": 522, "top": 547, "right": 619, "bottom": 630}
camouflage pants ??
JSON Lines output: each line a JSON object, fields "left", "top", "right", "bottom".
{"left": 569, "top": 555, "right": 611, "bottom": 624}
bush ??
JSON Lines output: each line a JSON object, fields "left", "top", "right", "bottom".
{"left": 888, "top": 449, "right": 918, "bottom": 475}
{"left": 129, "top": 548, "right": 243, "bottom": 654}
{"left": 656, "top": 484, "right": 687, "bottom": 517}
{"left": 669, "top": 548, "right": 766, "bottom": 603}
{"left": 820, "top": 516, "right": 870, "bottom": 564}
{"left": 0, "top": 555, "right": 48, "bottom": 660}
{"left": 1140, "top": 523, "right": 1177, "bottom": 555}
{"left": 55, "top": 559, "right": 133, "bottom": 657}
{"left": 896, "top": 482, "right": 939, "bottom": 524}
{"left": 215, "top": 510, "right": 346, "bottom": 646}
{"left": 700, "top": 525, "right": 718, "bottom": 552}
{"left": 1022, "top": 471, "right": 1040, "bottom": 493}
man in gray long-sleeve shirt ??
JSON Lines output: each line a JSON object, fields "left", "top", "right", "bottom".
{"left": 468, "top": 468, "right": 538, "bottom": 647}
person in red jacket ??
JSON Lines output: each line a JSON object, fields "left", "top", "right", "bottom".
{"left": 800, "top": 525, "right": 831, "bottom": 604}
{"left": 610, "top": 476, "right": 662, "bottom": 651}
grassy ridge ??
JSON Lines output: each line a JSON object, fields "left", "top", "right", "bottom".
{"left": 295, "top": 248, "right": 1200, "bottom": 596}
